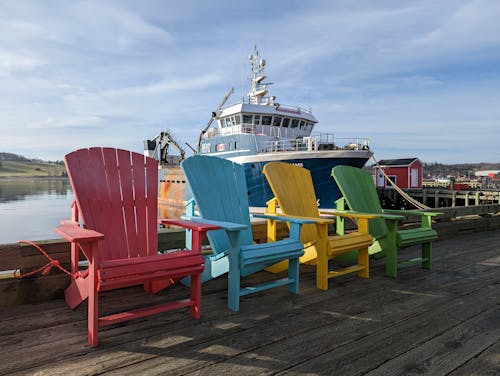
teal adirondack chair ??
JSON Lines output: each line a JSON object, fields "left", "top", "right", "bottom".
{"left": 332, "top": 165, "right": 440, "bottom": 278}
{"left": 181, "top": 155, "right": 313, "bottom": 311}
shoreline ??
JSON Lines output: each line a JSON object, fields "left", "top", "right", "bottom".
{"left": 0, "top": 176, "right": 69, "bottom": 180}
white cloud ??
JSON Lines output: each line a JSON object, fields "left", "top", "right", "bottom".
{"left": 26, "top": 115, "right": 104, "bottom": 129}
{"left": 0, "top": 0, "right": 499, "bottom": 163}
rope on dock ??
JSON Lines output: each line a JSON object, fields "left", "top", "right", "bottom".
{"left": 14, "top": 240, "right": 75, "bottom": 279}
{"left": 371, "top": 156, "right": 431, "bottom": 210}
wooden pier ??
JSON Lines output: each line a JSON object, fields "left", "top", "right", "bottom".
{"left": 1, "top": 207, "right": 499, "bottom": 375}
{"left": 379, "top": 188, "right": 500, "bottom": 209}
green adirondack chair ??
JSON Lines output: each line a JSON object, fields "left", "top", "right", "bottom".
{"left": 181, "top": 155, "right": 313, "bottom": 312}
{"left": 332, "top": 165, "right": 440, "bottom": 278}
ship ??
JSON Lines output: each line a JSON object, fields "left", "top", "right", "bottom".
{"left": 145, "top": 46, "right": 373, "bottom": 213}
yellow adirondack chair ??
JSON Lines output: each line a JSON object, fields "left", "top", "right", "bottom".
{"left": 262, "top": 162, "right": 379, "bottom": 290}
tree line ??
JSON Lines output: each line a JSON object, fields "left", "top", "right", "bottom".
{"left": 422, "top": 162, "right": 500, "bottom": 177}
{"left": 0, "top": 152, "right": 64, "bottom": 165}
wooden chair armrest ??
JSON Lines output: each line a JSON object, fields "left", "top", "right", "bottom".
{"left": 383, "top": 209, "right": 443, "bottom": 217}
{"left": 253, "top": 213, "right": 317, "bottom": 242}
{"left": 181, "top": 215, "right": 247, "bottom": 232}
{"left": 318, "top": 210, "right": 380, "bottom": 220}
{"left": 334, "top": 209, "right": 404, "bottom": 221}
{"left": 56, "top": 222, "right": 104, "bottom": 243}
{"left": 158, "top": 218, "right": 220, "bottom": 232}
{"left": 253, "top": 213, "right": 320, "bottom": 225}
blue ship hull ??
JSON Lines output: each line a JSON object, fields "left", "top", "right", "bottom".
{"left": 239, "top": 156, "right": 370, "bottom": 209}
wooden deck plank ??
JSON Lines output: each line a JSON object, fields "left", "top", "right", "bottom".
{"left": 448, "top": 340, "right": 500, "bottom": 376}
{"left": 163, "top": 247, "right": 500, "bottom": 375}
{"left": 364, "top": 307, "right": 500, "bottom": 375}
{"left": 272, "top": 281, "right": 499, "bottom": 376}
{"left": 0, "top": 230, "right": 499, "bottom": 376}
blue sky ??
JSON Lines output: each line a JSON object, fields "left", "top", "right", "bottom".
{"left": 1, "top": 0, "right": 499, "bottom": 164}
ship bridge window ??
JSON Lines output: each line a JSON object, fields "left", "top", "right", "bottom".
{"left": 254, "top": 115, "right": 261, "bottom": 125}
{"left": 282, "top": 118, "right": 290, "bottom": 127}
{"left": 222, "top": 116, "right": 241, "bottom": 127}
{"left": 262, "top": 115, "right": 272, "bottom": 126}
{"left": 273, "top": 116, "right": 282, "bottom": 126}
{"left": 299, "top": 120, "right": 305, "bottom": 128}
{"left": 291, "top": 119, "right": 299, "bottom": 128}
{"left": 243, "top": 114, "right": 253, "bottom": 124}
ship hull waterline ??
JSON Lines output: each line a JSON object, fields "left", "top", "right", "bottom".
{"left": 158, "top": 150, "right": 372, "bottom": 215}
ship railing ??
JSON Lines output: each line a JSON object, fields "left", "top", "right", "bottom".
{"left": 222, "top": 100, "right": 314, "bottom": 115}
{"left": 208, "top": 125, "right": 370, "bottom": 151}
{"left": 260, "top": 133, "right": 370, "bottom": 153}
{"left": 220, "top": 123, "right": 284, "bottom": 137}
{"left": 272, "top": 102, "right": 314, "bottom": 115}
{"left": 220, "top": 123, "right": 309, "bottom": 138}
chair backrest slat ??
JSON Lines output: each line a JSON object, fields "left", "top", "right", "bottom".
{"left": 332, "top": 165, "right": 388, "bottom": 239}
{"left": 116, "top": 149, "right": 139, "bottom": 258}
{"left": 181, "top": 156, "right": 253, "bottom": 251}
{"left": 131, "top": 151, "right": 148, "bottom": 257}
{"left": 65, "top": 147, "right": 158, "bottom": 261}
{"left": 263, "top": 162, "right": 319, "bottom": 244}
{"left": 101, "top": 148, "right": 129, "bottom": 259}
{"left": 145, "top": 156, "right": 159, "bottom": 255}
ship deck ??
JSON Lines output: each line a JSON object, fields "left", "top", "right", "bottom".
{"left": 1, "top": 229, "right": 499, "bottom": 375}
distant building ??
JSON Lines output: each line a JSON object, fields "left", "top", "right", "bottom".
{"left": 475, "top": 170, "right": 500, "bottom": 179}
{"left": 374, "top": 158, "right": 423, "bottom": 189}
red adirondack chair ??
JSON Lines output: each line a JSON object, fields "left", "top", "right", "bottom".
{"left": 56, "top": 147, "right": 219, "bottom": 347}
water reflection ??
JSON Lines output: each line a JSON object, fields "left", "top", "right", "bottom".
{"left": 0, "top": 179, "right": 74, "bottom": 244}
{"left": 0, "top": 178, "right": 71, "bottom": 203}
{"left": 0, "top": 179, "right": 185, "bottom": 244}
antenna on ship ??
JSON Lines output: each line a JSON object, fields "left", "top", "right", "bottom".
{"left": 240, "top": 43, "right": 245, "bottom": 102}
{"left": 248, "top": 45, "right": 268, "bottom": 105}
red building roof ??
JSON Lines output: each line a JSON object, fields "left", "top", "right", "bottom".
{"left": 377, "top": 158, "right": 421, "bottom": 166}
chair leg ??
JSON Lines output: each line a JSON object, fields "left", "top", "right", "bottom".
{"left": 227, "top": 232, "right": 241, "bottom": 312}
{"left": 228, "top": 267, "right": 240, "bottom": 312}
{"left": 422, "top": 242, "right": 432, "bottom": 270}
{"left": 288, "top": 257, "right": 300, "bottom": 294}
{"left": 385, "top": 243, "right": 398, "bottom": 278}
{"left": 88, "top": 266, "right": 99, "bottom": 347}
{"left": 189, "top": 272, "right": 201, "bottom": 319}
{"left": 316, "top": 248, "right": 329, "bottom": 291}
{"left": 358, "top": 247, "right": 369, "bottom": 278}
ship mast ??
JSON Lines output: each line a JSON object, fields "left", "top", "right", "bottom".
{"left": 248, "top": 45, "right": 272, "bottom": 105}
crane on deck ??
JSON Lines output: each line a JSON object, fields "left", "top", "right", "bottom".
{"left": 144, "top": 129, "right": 185, "bottom": 166}
{"left": 196, "top": 87, "right": 234, "bottom": 153}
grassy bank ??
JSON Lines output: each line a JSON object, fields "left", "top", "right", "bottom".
{"left": 0, "top": 161, "right": 66, "bottom": 178}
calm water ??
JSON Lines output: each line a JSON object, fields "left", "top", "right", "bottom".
{"left": 0, "top": 179, "right": 74, "bottom": 244}
{"left": 0, "top": 179, "right": 185, "bottom": 245}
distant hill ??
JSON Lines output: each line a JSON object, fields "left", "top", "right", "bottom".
{"left": 422, "top": 162, "right": 500, "bottom": 178}
{"left": 0, "top": 153, "right": 66, "bottom": 177}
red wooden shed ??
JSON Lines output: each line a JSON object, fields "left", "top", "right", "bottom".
{"left": 374, "top": 158, "right": 423, "bottom": 189}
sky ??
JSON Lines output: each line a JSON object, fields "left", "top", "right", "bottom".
{"left": 1, "top": 0, "right": 499, "bottom": 164}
